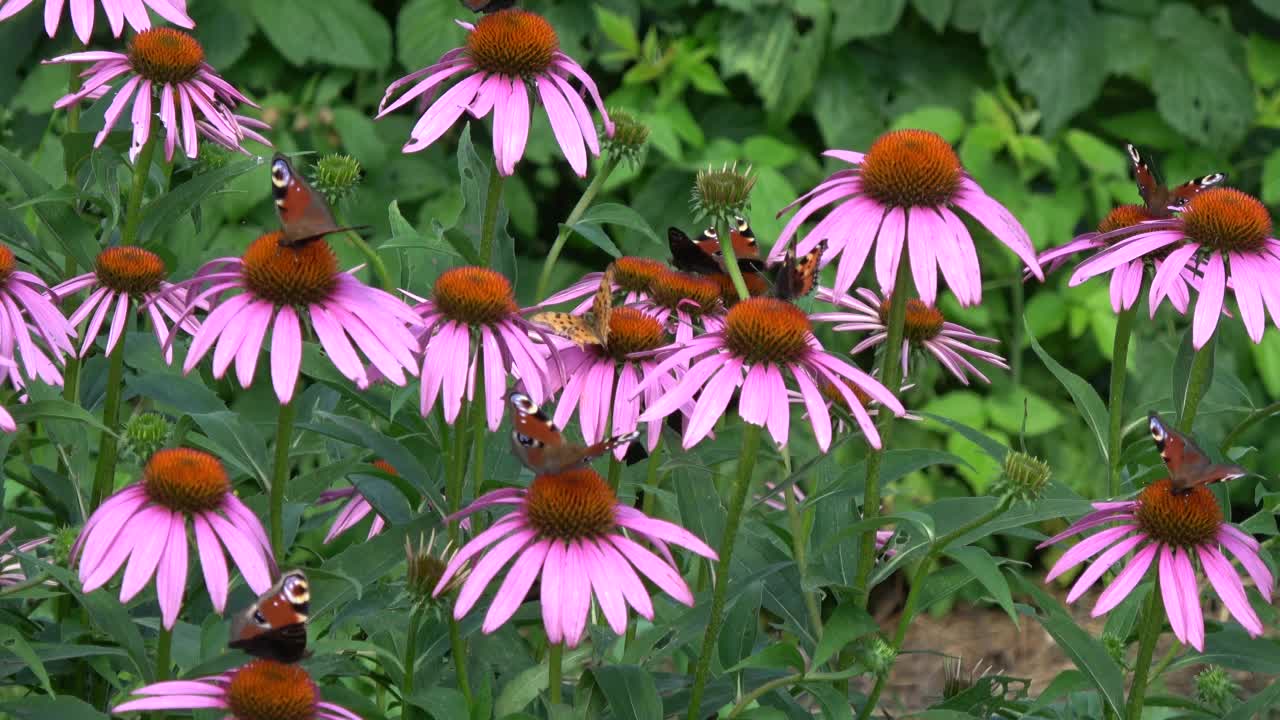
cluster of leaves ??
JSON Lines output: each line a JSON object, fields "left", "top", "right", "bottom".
{"left": 1, "top": 0, "right": 1278, "bottom": 718}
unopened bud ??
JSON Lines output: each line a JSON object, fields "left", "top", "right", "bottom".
{"left": 124, "top": 412, "right": 170, "bottom": 461}
{"left": 691, "top": 162, "right": 756, "bottom": 227}
{"left": 1195, "top": 665, "right": 1236, "bottom": 708}
{"left": 601, "top": 108, "right": 649, "bottom": 169}
{"left": 995, "top": 450, "right": 1051, "bottom": 503}
{"left": 310, "top": 153, "right": 363, "bottom": 205}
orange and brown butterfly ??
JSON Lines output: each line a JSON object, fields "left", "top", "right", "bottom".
{"left": 270, "top": 153, "right": 365, "bottom": 248}
{"left": 1125, "top": 143, "right": 1226, "bottom": 218}
{"left": 508, "top": 392, "right": 640, "bottom": 474}
{"left": 531, "top": 264, "right": 615, "bottom": 349}
{"left": 668, "top": 216, "right": 766, "bottom": 276}
{"left": 228, "top": 571, "right": 310, "bottom": 663}
{"left": 771, "top": 239, "right": 827, "bottom": 301}
{"left": 1148, "top": 412, "right": 1248, "bottom": 494}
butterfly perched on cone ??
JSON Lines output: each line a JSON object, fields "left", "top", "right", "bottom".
{"left": 229, "top": 571, "right": 311, "bottom": 663}
{"left": 668, "top": 216, "right": 766, "bottom": 276}
{"left": 1125, "top": 143, "right": 1226, "bottom": 218}
{"left": 770, "top": 239, "right": 826, "bottom": 301}
{"left": 508, "top": 392, "right": 640, "bottom": 474}
{"left": 531, "top": 265, "right": 615, "bottom": 349}
{"left": 1148, "top": 412, "right": 1248, "bottom": 494}
{"left": 270, "top": 153, "right": 366, "bottom": 248}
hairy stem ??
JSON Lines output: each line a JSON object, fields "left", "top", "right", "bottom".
{"left": 402, "top": 604, "right": 424, "bottom": 720}
{"left": 1178, "top": 337, "right": 1215, "bottom": 432}
{"left": 716, "top": 219, "right": 751, "bottom": 301}
{"left": 641, "top": 435, "right": 663, "bottom": 516}
{"left": 785, "top": 472, "right": 823, "bottom": 636}
{"left": 1125, "top": 589, "right": 1164, "bottom": 719}
{"left": 1107, "top": 300, "right": 1139, "bottom": 497}
{"left": 479, "top": 160, "right": 505, "bottom": 266}
{"left": 269, "top": 395, "right": 298, "bottom": 563}
{"left": 534, "top": 155, "right": 620, "bottom": 300}
{"left": 153, "top": 625, "right": 172, "bottom": 720}
{"left": 686, "top": 423, "right": 762, "bottom": 720}
{"left": 548, "top": 642, "right": 564, "bottom": 706}
{"left": 122, "top": 133, "right": 157, "bottom": 246}
{"left": 89, "top": 342, "right": 126, "bottom": 510}
{"left": 449, "top": 617, "right": 472, "bottom": 704}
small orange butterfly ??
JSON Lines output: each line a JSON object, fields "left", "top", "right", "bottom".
{"left": 771, "top": 239, "right": 826, "bottom": 300}
{"left": 532, "top": 265, "right": 614, "bottom": 348}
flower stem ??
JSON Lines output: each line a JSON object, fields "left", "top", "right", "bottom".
{"left": 535, "top": 155, "right": 620, "bottom": 300}
{"left": 1178, "top": 336, "right": 1215, "bottom": 432}
{"left": 66, "top": 61, "right": 83, "bottom": 133}
{"left": 269, "top": 395, "right": 298, "bottom": 564}
{"left": 449, "top": 617, "right": 472, "bottom": 704}
{"left": 122, "top": 132, "right": 157, "bottom": 247}
{"left": 1220, "top": 400, "right": 1280, "bottom": 454}
{"left": 641, "top": 435, "right": 663, "bottom": 516}
{"left": 402, "top": 604, "right": 424, "bottom": 720}
{"left": 855, "top": 495, "right": 1013, "bottom": 720}
{"left": 1107, "top": 301, "right": 1139, "bottom": 497}
{"left": 89, "top": 342, "right": 127, "bottom": 511}
{"left": 151, "top": 626, "right": 173, "bottom": 720}
{"left": 1010, "top": 267, "right": 1025, "bottom": 385}
{"left": 548, "top": 642, "right": 564, "bottom": 706}
{"left": 470, "top": 382, "right": 486, "bottom": 495}
{"left": 785, "top": 467, "right": 823, "bottom": 636}
{"left": 344, "top": 231, "right": 396, "bottom": 293}
{"left": 479, "top": 160, "right": 505, "bottom": 266}
{"left": 686, "top": 423, "right": 762, "bottom": 720}
{"left": 716, "top": 219, "right": 751, "bottom": 301}
{"left": 447, "top": 417, "right": 468, "bottom": 543}
{"left": 852, "top": 253, "right": 913, "bottom": 608}
{"left": 1125, "top": 588, "right": 1164, "bottom": 720}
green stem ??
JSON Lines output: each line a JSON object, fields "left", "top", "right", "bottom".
{"left": 852, "top": 252, "right": 913, "bottom": 608}
{"left": 607, "top": 454, "right": 622, "bottom": 493}
{"left": 1220, "top": 400, "right": 1280, "bottom": 453}
{"left": 347, "top": 230, "right": 396, "bottom": 293}
{"left": 727, "top": 670, "right": 858, "bottom": 719}
{"left": 89, "top": 343, "right": 127, "bottom": 510}
{"left": 66, "top": 61, "right": 83, "bottom": 133}
{"left": 535, "top": 155, "right": 621, "bottom": 300}
{"left": 449, "top": 617, "right": 472, "bottom": 704}
{"left": 470, "top": 382, "right": 486, "bottom": 494}
{"left": 1010, "top": 267, "right": 1025, "bottom": 385}
{"left": 1177, "top": 337, "right": 1215, "bottom": 432}
{"left": 855, "top": 496, "right": 1014, "bottom": 720}
{"left": 447, "top": 417, "right": 468, "bottom": 543}
{"left": 122, "top": 132, "right": 157, "bottom": 246}
{"left": 548, "top": 642, "right": 564, "bottom": 706}
{"left": 402, "top": 604, "right": 424, "bottom": 720}
{"left": 1149, "top": 639, "right": 1181, "bottom": 683}
{"left": 270, "top": 395, "right": 298, "bottom": 564}
{"left": 479, "top": 160, "right": 505, "bottom": 266}
{"left": 786, "top": 478, "right": 822, "bottom": 636}
{"left": 1107, "top": 301, "right": 1139, "bottom": 497}
{"left": 167, "top": 415, "right": 192, "bottom": 448}
{"left": 153, "top": 626, "right": 172, "bottom": 720}
{"left": 1125, "top": 588, "right": 1164, "bottom": 720}
{"left": 686, "top": 423, "right": 762, "bottom": 720}
{"left": 715, "top": 218, "right": 751, "bottom": 301}
{"left": 641, "top": 435, "right": 663, "bottom": 516}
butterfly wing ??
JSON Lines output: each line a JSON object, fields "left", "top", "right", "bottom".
{"left": 1148, "top": 412, "right": 1248, "bottom": 493}
{"left": 1166, "top": 172, "right": 1228, "bottom": 210}
{"left": 772, "top": 240, "right": 826, "bottom": 301}
{"left": 1126, "top": 143, "right": 1169, "bottom": 216}
{"left": 229, "top": 571, "right": 311, "bottom": 663}
{"left": 669, "top": 227, "right": 723, "bottom": 275}
{"left": 724, "top": 216, "right": 766, "bottom": 273}
{"left": 591, "top": 265, "right": 615, "bottom": 348}
{"left": 531, "top": 312, "right": 601, "bottom": 347}
{"left": 509, "top": 392, "right": 566, "bottom": 473}
{"left": 271, "top": 154, "right": 345, "bottom": 247}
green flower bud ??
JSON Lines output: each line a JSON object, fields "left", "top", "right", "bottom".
{"left": 1195, "top": 665, "right": 1236, "bottom": 708}
{"left": 994, "top": 450, "right": 1052, "bottom": 503}
{"left": 195, "top": 144, "right": 235, "bottom": 174}
{"left": 123, "top": 412, "right": 170, "bottom": 461}
{"left": 691, "top": 162, "right": 756, "bottom": 228}
{"left": 601, "top": 108, "right": 649, "bottom": 169}
{"left": 309, "top": 153, "right": 363, "bottom": 205}
{"left": 51, "top": 525, "right": 80, "bottom": 567}
{"left": 406, "top": 531, "right": 462, "bottom": 605}
{"left": 1101, "top": 632, "right": 1126, "bottom": 668}
{"left": 864, "top": 635, "right": 897, "bottom": 676}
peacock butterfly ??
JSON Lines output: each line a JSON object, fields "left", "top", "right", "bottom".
{"left": 270, "top": 154, "right": 364, "bottom": 248}
{"left": 228, "top": 571, "right": 311, "bottom": 663}
{"left": 508, "top": 392, "right": 640, "bottom": 474}
{"left": 1148, "top": 412, "right": 1248, "bottom": 494}
{"left": 1125, "top": 143, "right": 1226, "bottom": 218}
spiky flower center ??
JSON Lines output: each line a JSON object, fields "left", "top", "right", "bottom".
{"left": 648, "top": 269, "right": 722, "bottom": 317}
{"left": 225, "top": 659, "right": 318, "bottom": 720}
{"left": 432, "top": 266, "right": 517, "bottom": 326}
{"left": 127, "top": 28, "right": 205, "bottom": 85}
{"left": 612, "top": 256, "right": 665, "bottom": 293}
{"left": 143, "top": 448, "right": 230, "bottom": 514}
{"left": 1098, "top": 204, "right": 1155, "bottom": 235}
{"left": 710, "top": 271, "right": 769, "bottom": 306}
{"left": 602, "top": 307, "right": 665, "bottom": 360}
{"left": 406, "top": 533, "right": 451, "bottom": 600}
{"left": 1181, "top": 188, "right": 1271, "bottom": 253}
{"left": 878, "top": 297, "right": 944, "bottom": 343}
{"left": 95, "top": 247, "right": 165, "bottom": 295}
{"left": 0, "top": 244, "right": 14, "bottom": 285}
{"left": 820, "top": 378, "right": 874, "bottom": 411}
{"left": 466, "top": 9, "right": 558, "bottom": 77}
{"left": 859, "top": 129, "right": 961, "bottom": 208}
{"left": 692, "top": 163, "right": 757, "bottom": 220}
{"left": 1135, "top": 479, "right": 1222, "bottom": 548}
{"left": 724, "top": 297, "right": 811, "bottom": 364}
{"left": 242, "top": 232, "right": 337, "bottom": 307}
{"left": 525, "top": 468, "right": 617, "bottom": 541}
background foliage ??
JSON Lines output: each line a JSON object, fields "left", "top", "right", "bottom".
{"left": 2, "top": 0, "right": 1279, "bottom": 717}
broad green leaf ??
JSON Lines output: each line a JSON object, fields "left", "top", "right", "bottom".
{"left": 1171, "top": 324, "right": 1212, "bottom": 428}
{"left": 561, "top": 221, "right": 620, "bottom": 257}
{"left": 456, "top": 124, "right": 515, "bottom": 278}
{"left": 494, "top": 647, "right": 588, "bottom": 717}
{"left": 1168, "top": 627, "right": 1280, "bottom": 674}
{"left": 0, "top": 146, "right": 98, "bottom": 271}
{"left": 11, "top": 399, "right": 116, "bottom": 436}
{"left": 810, "top": 603, "right": 877, "bottom": 669}
{"left": 594, "top": 6, "right": 639, "bottom": 55}
{"left": 1222, "top": 681, "right": 1280, "bottom": 720}
{"left": 304, "top": 413, "right": 445, "bottom": 516}
{"left": 1150, "top": 4, "right": 1254, "bottom": 146}
{"left": 0, "top": 697, "right": 107, "bottom": 720}
{"left": 718, "top": 583, "right": 762, "bottom": 670}
{"left": 890, "top": 106, "right": 966, "bottom": 143}
{"left": 914, "top": 563, "right": 975, "bottom": 615}
{"left": 126, "top": 373, "right": 226, "bottom": 415}
{"left": 406, "top": 688, "right": 468, "bottom": 720}
{"left": 945, "top": 546, "right": 1017, "bottom": 626}
{"left": 1024, "top": 669, "right": 1090, "bottom": 713}
{"left": 726, "top": 642, "right": 806, "bottom": 673}
{"left": 912, "top": 0, "right": 954, "bottom": 33}
{"left": 921, "top": 413, "right": 1008, "bottom": 463}
{"left": 1025, "top": 317, "right": 1109, "bottom": 462}
{"left": 575, "top": 202, "right": 661, "bottom": 245}
{"left": 396, "top": 0, "right": 468, "bottom": 71}
{"left": 833, "top": 0, "right": 907, "bottom": 44}
{"left": 252, "top": 0, "right": 392, "bottom": 70}
{"left": 137, "top": 159, "right": 259, "bottom": 245}
{"left": 590, "top": 665, "right": 663, "bottom": 720}
{"left": 0, "top": 625, "right": 52, "bottom": 695}
{"left": 1065, "top": 129, "right": 1127, "bottom": 176}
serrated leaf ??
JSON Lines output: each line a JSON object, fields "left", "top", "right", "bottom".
{"left": 1025, "top": 316, "right": 1109, "bottom": 462}
{"left": 137, "top": 159, "right": 259, "bottom": 245}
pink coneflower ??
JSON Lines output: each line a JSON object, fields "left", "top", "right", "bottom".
{"left": 1069, "top": 189, "right": 1280, "bottom": 348}
{"left": 771, "top": 130, "right": 1043, "bottom": 305}
{"left": 635, "top": 297, "right": 905, "bottom": 451}
{"left": 72, "top": 448, "right": 274, "bottom": 629}
{"left": 542, "top": 306, "right": 685, "bottom": 458}
{"left": 316, "top": 460, "right": 397, "bottom": 544}
{"left": 1038, "top": 205, "right": 1196, "bottom": 314}
{"left": 0, "top": 243, "right": 74, "bottom": 389}
{"left": 433, "top": 467, "right": 716, "bottom": 647}
{"left": 411, "top": 266, "right": 554, "bottom": 430}
{"left": 812, "top": 288, "right": 1008, "bottom": 385}
{"left": 177, "top": 233, "right": 420, "bottom": 404}
{"left": 638, "top": 268, "right": 726, "bottom": 343}
{"left": 377, "top": 8, "right": 612, "bottom": 177}
{"left": 113, "top": 658, "right": 362, "bottom": 719}
{"left": 52, "top": 246, "right": 195, "bottom": 363}
{"left": 789, "top": 376, "right": 919, "bottom": 436}
{"left": 0, "top": 527, "right": 51, "bottom": 586}
{"left": 0, "top": 0, "right": 192, "bottom": 44}
{"left": 538, "top": 256, "right": 664, "bottom": 311}
{"left": 1039, "top": 479, "right": 1273, "bottom": 651}
{"left": 45, "top": 28, "right": 267, "bottom": 162}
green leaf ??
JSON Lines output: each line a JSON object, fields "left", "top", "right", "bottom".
{"left": 590, "top": 666, "right": 663, "bottom": 720}
{"left": 726, "top": 642, "right": 806, "bottom": 673}
{"left": 407, "top": 688, "right": 469, "bottom": 720}
{"left": 945, "top": 546, "right": 1017, "bottom": 626}
{"left": 718, "top": 583, "right": 762, "bottom": 670}
{"left": 1011, "top": 575, "right": 1125, "bottom": 713}
{"left": 126, "top": 373, "right": 226, "bottom": 415}
{"left": 396, "top": 0, "right": 469, "bottom": 71}
{"left": 304, "top": 413, "right": 445, "bottom": 516}
{"left": 252, "top": 0, "right": 392, "bottom": 70}
{"left": 455, "top": 124, "right": 514, "bottom": 277}
{"left": 0, "top": 697, "right": 107, "bottom": 720}
{"left": 1065, "top": 129, "right": 1127, "bottom": 176}
{"left": 1150, "top": 4, "right": 1254, "bottom": 147}
{"left": 0, "top": 146, "right": 98, "bottom": 272}
{"left": 594, "top": 6, "right": 639, "bottom": 55}
{"left": 1171, "top": 324, "right": 1212, "bottom": 427}
{"left": 1262, "top": 149, "right": 1280, "bottom": 207}
{"left": 810, "top": 603, "right": 877, "bottom": 668}
{"left": 137, "top": 159, "right": 259, "bottom": 245}
{"left": 912, "top": 0, "right": 955, "bottom": 33}
{"left": 0, "top": 625, "right": 52, "bottom": 695}
{"left": 1025, "top": 316, "right": 1109, "bottom": 462}
{"left": 575, "top": 202, "right": 660, "bottom": 245}
{"left": 1222, "top": 681, "right": 1280, "bottom": 720}
{"left": 987, "top": 388, "right": 1065, "bottom": 436}
{"left": 890, "top": 106, "right": 966, "bottom": 144}
{"left": 1256, "top": 0, "right": 1280, "bottom": 21}
{"left": 1169, "top": 627, "right": 1280, "bottom": 674}
{"left": 982, "top": 0, "right": 1106, "bottom": 134}
{"left": 920, "top": 414, "right": 1008, "bottom": 463}
{"left": 833, "top": 0, "right": 907, "bottom": 44}
{"left": 11, "top": 399, "right": 116, "bottom": 436}
{"left": 803, "top": 682, "right": 854, "bottom": 720}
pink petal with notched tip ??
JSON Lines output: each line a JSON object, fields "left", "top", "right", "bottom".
{"left": 205, "top": 512, "right": 271, "bottom": 593}
{"left": 1193, "top": 251, "right": 1226, "bottom": 349}
{"left": 1229, "top": 252, "right": 1266, "bottom": 342}
{"left": 762, "top": 363, "right": 790, "bottom": 446}
{"left": 453, "top": 528, "right": 536, "bottom": 618}
{"left": 596, "top": 538, "right": 654, "bottom": 619}
{"left": 83, "top": 504, "right": 168, "bottom": 593}
{"left": 1172, "top": 547, "right": 1204, "bottom": 651}
{"left": 906, "top": 207, "right": 940, "bottom": 306}
{"left": 1158, "top": 545, "right": 1187, "bottom": 646}
{"left": 685, "top": 357, "right": 743, "bottom": 448}
{"left": 1046, "top": 524, "right": 1138, "bottom": 583}
{"left": 616, "top": 508, "right": 717, "bottom": 558}
{"left": 96, "top": 75, "right": 141, "bottom": 147}
{"left": 538, "top": 75, "right": 587, "bottom": 176}
{"left": 953, "top": 179, "right": 1041, "bottom": 279}
{"left": 183, "top": 293, "right": 252, "bottom": 373}
{"left": 1092, "top": 541, "right": 1157, "bottom": 616}
{"left": 583, "top": 540, "right": 628, "bottom": 635}
{"left": 483, "top": 538, "right": 550, "bottom": 633}
{"left": 874, "top": 207, "right": 906, "bottom": 294}
{"left": 1066, "top": 532, "right": 1148, "bottom": 605}
{"left": 1218, "top": 528, "right": 1273, "bottom": 602}
{"left": 1199, "top": 544, "right": 1263, "bottom": 637}
{"left": 405, "top": 72, "right": 486, "bottom": 153}
{"left": 607, "top": 534, "right": 694, "bottom": 606}
{"left": 790, "top": 364, "right": 831, "bottom": 451}
{"left": 233, "top": 300, "right": 273, "bottom": 387}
